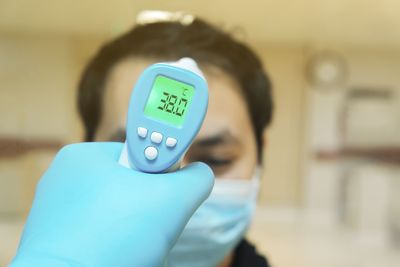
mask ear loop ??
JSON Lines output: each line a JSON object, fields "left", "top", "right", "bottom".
{"left": 250, "top": 166, "right": 262, "bottom": 203}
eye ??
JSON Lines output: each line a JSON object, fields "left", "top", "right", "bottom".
{"left": 195, "top": 156, "right": 235, "bottom": 176}
{"left": 202, "top": 157, "right": 233, "bottom": 167}
{"left": 184, "top": 146, "right": 240, "bottom": 175}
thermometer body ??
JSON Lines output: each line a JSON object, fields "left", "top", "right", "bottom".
{"left": 119, "top": 58, "right": 208, "bottom": 173}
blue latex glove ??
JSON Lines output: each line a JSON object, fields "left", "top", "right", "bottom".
{"left": 10, "top": 142, "right": 214, "bottom": 267}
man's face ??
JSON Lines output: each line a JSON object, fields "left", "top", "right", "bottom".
{"left": 95, "top": 58, "right": 257, "bottom": 179}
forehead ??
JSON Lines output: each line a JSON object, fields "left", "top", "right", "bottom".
{"left": 102, "top": 58, "right": 252, "bottom": 139}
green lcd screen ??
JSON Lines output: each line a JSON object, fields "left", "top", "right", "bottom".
{"left": 144, "top": 75, "right": 195, "bottom": 127}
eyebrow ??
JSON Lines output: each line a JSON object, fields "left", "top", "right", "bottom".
{"left": 192, "top": 130, "right": 239, "bottom": 147}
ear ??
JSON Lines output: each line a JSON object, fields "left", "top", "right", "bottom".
{"left": 262, "top": 128, "right": 268, "bottom": 149}
{"left": 262, "top": 127, "right": 269, "bottom": 150}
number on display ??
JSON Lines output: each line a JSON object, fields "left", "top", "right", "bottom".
{"left": 157, "top": 91, "right": 188, "bottom": 117}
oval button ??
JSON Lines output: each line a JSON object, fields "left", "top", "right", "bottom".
{"left": 151, "top": 132, "right": 163, "bottom": 144}
{"left": 166, "top": 137, "right": 177, "bottom": 148}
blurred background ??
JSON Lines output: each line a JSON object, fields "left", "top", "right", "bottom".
{"left": 1, "top": 1, "right": 400, "bottom": 266}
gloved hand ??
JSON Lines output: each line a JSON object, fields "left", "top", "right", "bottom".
{"left": 10, "top": 142, "right": 214, "bottom": 267}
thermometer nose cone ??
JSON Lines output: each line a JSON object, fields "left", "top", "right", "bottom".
{"left": 176, "top": 57, "right": 205, "bottom": 80}
{"left": 179, "top": 57, "right": 197, "bottom": 68}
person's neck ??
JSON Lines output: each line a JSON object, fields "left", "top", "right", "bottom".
{"left": 218, "top": 252, "right": 234, "bottom": 267}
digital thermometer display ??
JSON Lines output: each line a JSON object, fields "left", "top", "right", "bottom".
{"left": 144, "top": 75, "right": 194, "bottom": 127}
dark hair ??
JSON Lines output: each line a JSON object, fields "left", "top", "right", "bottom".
{"left": 78, "top": 18, "right": 273, "bottom": 161}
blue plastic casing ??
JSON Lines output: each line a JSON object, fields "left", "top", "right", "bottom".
{"left": 125, "top": 63, "right": 208, "bottom": 173}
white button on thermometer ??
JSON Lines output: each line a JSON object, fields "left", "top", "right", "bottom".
{"left": 119, "top": 58, "right": 208, "bottom": 173}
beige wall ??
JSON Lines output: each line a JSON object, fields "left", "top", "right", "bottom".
{"left": 254, "top": 44, "right": 308, "bottom": 206}
{"left": 0, "top": 34, "right": 101, "bottom": 215}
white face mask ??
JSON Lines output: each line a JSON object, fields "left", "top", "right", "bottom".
{"left": 166, "top": 168, "right": 261, "bottom": 267}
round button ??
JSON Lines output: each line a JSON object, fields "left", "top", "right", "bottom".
{"left": 144, "top": 146, "right": 158, "bottom": 160}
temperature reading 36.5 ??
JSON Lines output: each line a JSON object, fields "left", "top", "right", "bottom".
{"left": 157, "top": 92, "right": 188, "bottom": 117}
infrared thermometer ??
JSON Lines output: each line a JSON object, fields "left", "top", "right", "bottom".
{"left": 119, "top": 58, "right": 208, "bottom": 173}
